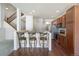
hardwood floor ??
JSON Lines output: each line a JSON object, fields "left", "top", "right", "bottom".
{"left": 9, "top": 40, "right": 67, "bottom": 56}
{"left": 9, "top": 48, "right": 49, "bottom": 56}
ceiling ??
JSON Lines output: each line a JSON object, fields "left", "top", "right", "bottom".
{"left": 11, "top": 3, "right": 74, "bottom": 19}
{"left": 3, "top": 3, "right": 16, "bottom": 18}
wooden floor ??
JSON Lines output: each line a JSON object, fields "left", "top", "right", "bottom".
{"left": 9, "top": 40, "right": 67, "bottom": 56}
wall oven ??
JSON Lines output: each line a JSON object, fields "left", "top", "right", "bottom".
{"left": 58, "top": 28, "right": 66, "bottom": 36}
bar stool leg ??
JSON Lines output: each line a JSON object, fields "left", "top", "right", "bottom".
{"left": 24, "top": 40, "right": 26, "bottom": 49}
{"left": 30, "top": 40, "right": 34, "bottom": 56}
{"left": 35, "top": 40, "right": 36, "bottom": 48}
{"left": 43, "top": 39, "right": 44, "bottom": 48}
{"left": 29, "top": 40, "right": 31, "bottom": 48}
{"left": 34, "top": 40, "right": 36, "bottom": 48}
{"left": 19, "top": 40, "right": 21, "bottom": 48}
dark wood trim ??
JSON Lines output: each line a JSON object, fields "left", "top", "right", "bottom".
{"left": 7, "top": 12, "right": 24, "bottom": 23}
{"left": 5, "top": 19, "right": 16, "bottom": 30}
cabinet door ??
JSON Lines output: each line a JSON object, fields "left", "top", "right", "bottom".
{"left": 57, "top": 18, "right": 60, "bottom": 24}
{"left": 56, "top": 35, "right": 60, "bottom": 44}
{"left": 62, "top": 15, "right": 66, "bottom": 27}
{"left": 66, "top": 7, "right": 74, "bottom": 24}
{"left": 60, "top": 17, "right": 62, "bottom": 23}
{"left": 66, "top": 23, "right": 74, "bottom": 55}
{"left": 66, "top": 7, "right": 74, "bottom": 55}
{"left": 59, "top": 36, "right": 65, "bottom": 48}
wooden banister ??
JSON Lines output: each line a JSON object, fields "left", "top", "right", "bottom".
{"left": 5, "top": 11, "right": 24, "bottom": 30}
{"left": 7, "top": 12, "right": 24, "bottom": 23}
{"left": 5, "top": 19, "right": 17, "bottom": 30}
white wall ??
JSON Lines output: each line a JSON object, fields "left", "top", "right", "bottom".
{"left": 0, "top": 4, "right": 5, "bottom": 41}
{"left": 4, "top": 3, "right": 16, "bottom": 18}
{"left": 0, "top": 4, "right": 4, "bottom": 28}
{"left": 26, "top": 15, "right": 33, "bottom": 32}
{"left": 44, "top": 19, "right": 53, "bottom": 31}
{"left": 0, "top": 3, "right": 16, "bottom": 41}
{"left": 21, "top": 20, "right": 25, "bottom": 30}
{"left": 33, "top": 18, "right": 44, "bottom": 32}
{"left": 4, "top": 21, "right": 15, "bottom": 40}
{"left": 33, "top": 18, "right": 52, "bottom": 32}
{"left": 0, "top": 4, "right": 1, "bottom": 28}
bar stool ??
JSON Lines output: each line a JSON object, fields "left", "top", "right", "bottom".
{"left": 17, "top": 32, "right": 27, "bottom": 48}
{"left": 29, "top": 32, "right": 37, "bottom": 48}
{"left": 40, "top": 32, "right": 48, "bottom": 48}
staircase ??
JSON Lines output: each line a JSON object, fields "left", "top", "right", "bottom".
{"left": 5, "top": 12, "right": 24, "bottom": 30}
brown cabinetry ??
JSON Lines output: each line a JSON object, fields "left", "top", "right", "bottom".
{"left": 55, "top": 7, "right": 74, "bottom": 55}
{"left": 57, "top": 15, "right": 66, "bottom": 28}
{"left": 52, "top": 19, "right": 57, "bottom": 25}
{"left": 56, "top": 15, "right": 66, "bottom": 52}
{"left": 66, "top": 6, "right": 79, "bottom": 56}
{"left": 65, "top": 6, "right": 75, "bottom": 55}
{"left": 57, "top": 35, "right": 66, "bottom": 48}
{"left": 57, "top": 18, "right": 60, "bottom": 24}
{"left": 61, "top": 15, "right": 66, "bottom": 27}
{"left": 54, "top": 5, "right": 79, "bottom": 56}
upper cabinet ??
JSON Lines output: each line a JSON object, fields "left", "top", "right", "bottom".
{"left": 52, "top": 19, "right": 57, "bottom": 25}
{"left": 64, "top": 5, "right": 79, "bottom": 56}
{"left": 56, "top": 15, "right": 66, "bottom": 28}
{"left": 66, "top": 7, "right": 74, "bottom": 25}
{"left": 61, "top": 15, "right": 66, "bottom": 28}
{"left": 66, "top": 6, "right": 75, "bottom": 56}
{"left": 66, "top": 6, "right": 79, "bottom": 56}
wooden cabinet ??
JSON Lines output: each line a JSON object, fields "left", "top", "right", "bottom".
{"left": 66, "top": 6, "right": 75, "bottom": 55}
{"left": 57, "top": 18, "right": 61, "bottom": 24}
{"left": 57, "top": 35, "right": 66, "bottom": 48}
{"left": 59, "top": 36, "right": 66, "bottom": 48}
{"left": 56, "top": 7, "right": 74, "bottom": 55}
{"left": 55, "top": 7, "right": 74, "bottom": 55}
{"left": 55, "top": 5, "right": 79, "bottom": 56}
{"left": 66, "top": 6, "right": 79, "bottom": 56}
{"left": 59, "top": 17, "right": 62, "bottom": 23}
{"left": 61, "top": 15, "right": 66, "bottom": 27}
{"left": 57, "top": 15, "right": 66, "bottom": 28}
{"left": 56, "top": 35, "right": 60, "bottom": 45}
{"left": 66, "top": 24, "right": 74, "bottom": 55}
{"left": 55, "top": 15, "right": 66, "bottom": 52}
{"left": 52, "top": 19, "right": 57, "bottom": 25}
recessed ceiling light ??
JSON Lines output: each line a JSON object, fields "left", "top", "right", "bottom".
{"left": 5, "top": 8, "right": 8, "bottom": 10}
{"left": 56, "top": 10, "right": 60, "bottom": 13}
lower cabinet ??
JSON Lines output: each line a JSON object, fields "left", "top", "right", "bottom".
{"left": 59, "top": 36, "right": 66, "bottom": 48}
{"left": 65, "top": 23, "right": 74, "bottom": 55}
{"left": 56, "top": 35, "right": 66, "bottom": 49}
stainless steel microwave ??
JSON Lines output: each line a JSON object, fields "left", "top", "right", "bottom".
{"left": 58, "top": 28, "right": 66, "bottom": 36}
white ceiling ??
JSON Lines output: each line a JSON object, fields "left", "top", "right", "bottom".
{"left": 11, "top": 3, "right": 74, "bottom": 19}
{"left": 3, "top": 3, "right": 16, "bottom": 18}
